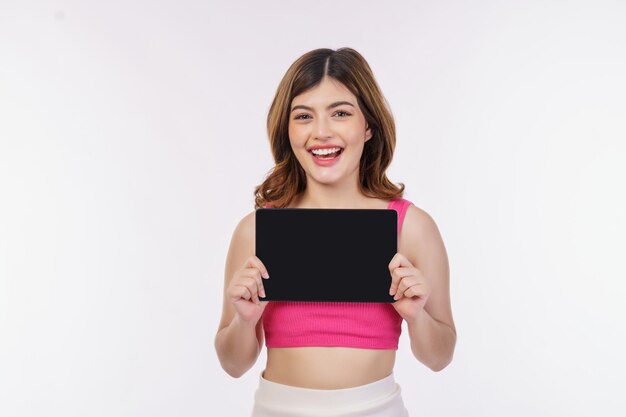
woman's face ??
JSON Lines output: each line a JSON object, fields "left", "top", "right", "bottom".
{"left": 288, "top": 76, "right": 372, "bottom": 186}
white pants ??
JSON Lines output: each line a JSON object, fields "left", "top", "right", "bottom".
{"left": 250, "top": 371, "right": 410, "bottom": 417}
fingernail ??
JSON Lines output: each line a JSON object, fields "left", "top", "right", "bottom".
{"left": 260, "top": 290, "right": 266, "bottom": 297}
{"left": 263, "top": 273, "right": 269, "bottom": 279}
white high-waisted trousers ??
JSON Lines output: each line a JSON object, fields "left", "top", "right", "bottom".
{"left": 250, "top": 371, "right": 410, "bottom": 417}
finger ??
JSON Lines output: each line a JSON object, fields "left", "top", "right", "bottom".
{"left": 247, "top": 255, "right": 270, "bottom": 279}
{"left": 395, "top": 273, "right": 419, "bottom": 295}
{"left": 388, "top": 252, "right": 413, "bottom": 272}
{"left": 252, "top": 268, "right": 266, "bottom": 299}
{"left": 389, "top": 266, "right": 416, "bottom": 295}
{"left": 388, "top": 253, "right": 414, "bottom": 294}
{"left": 241, "top": 276, "right": 261, "bottom": 304}
{"left": 230, "top": 284, "right": 252, "bottom": 302}
{"left": 242, "top": 268, "right": 265, "bottom": 299}
{"left": 258, "top": 278, "right": 266, "bottom": 299}
{"left": 388, "top": 266, "right": 401, "bottom": 295}
{"left": 403, "top": 286, "right": 424, "bottom": 299}
{"left": 398, "top": 281, "right": 429, "bottom": 301}
{"left": 396, "top": 283, "right": 415, "bottom": 300}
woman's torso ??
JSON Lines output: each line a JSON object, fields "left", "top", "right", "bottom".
{"left": 261, "top": 196, "right": 403, "bottom": 389}
{"left": 263, "top": 347, "right": 396, "bottom": 389}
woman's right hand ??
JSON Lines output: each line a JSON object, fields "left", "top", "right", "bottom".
{"left": 226, "top": 255, "right": 270, "bottom": 324}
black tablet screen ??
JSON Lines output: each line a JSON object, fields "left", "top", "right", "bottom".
{"left": 255, "top": 208, "right": 397, "bottom": 303}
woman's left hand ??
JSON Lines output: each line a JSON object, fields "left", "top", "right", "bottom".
{"left": 388, "top": 253, "right": 431, "bottom": 323}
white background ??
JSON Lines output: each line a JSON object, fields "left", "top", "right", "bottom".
{"left": 1, "top": 1, "right": 625, "bottom": 416}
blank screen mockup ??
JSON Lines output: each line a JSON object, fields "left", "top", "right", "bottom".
{"left": 255, "top": 208, "right": 397, "bottom": 303}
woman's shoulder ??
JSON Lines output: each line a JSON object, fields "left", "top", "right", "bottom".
{"left": 388, "top": 196, "right": 417, "bottom": 212}
{"left": 231, "top": 209, "right": 257, "bottom": 248}
{"left": 389, "top": 196, "right": 412, "bottom": 205}
{"left": 386, "top": 195, "right": 435, "bottom": 231}
{"left": 401, "top": 201, "right": 442, "bottom": 241}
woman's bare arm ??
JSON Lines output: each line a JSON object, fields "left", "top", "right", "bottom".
{"left": 214, "top": 211, "right": 266, "bottom": 378}
{"left": 402, "top": 205, "right": 456, "bottom": 371}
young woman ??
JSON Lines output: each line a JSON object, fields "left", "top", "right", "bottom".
{"left": 215, "top": 47, "right": 456, "bottom": 417}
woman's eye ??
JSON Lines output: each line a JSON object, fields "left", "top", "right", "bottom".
{"left": 294, "top": 111, "right": 351, "bottom": 120}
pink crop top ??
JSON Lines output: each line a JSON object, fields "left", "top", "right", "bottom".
{"left": 260, "top": 197, "right": 413, "bottom": 350}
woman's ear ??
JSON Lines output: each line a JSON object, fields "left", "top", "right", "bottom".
{"left": 365, "top": 124, "right": 373, "bottom": 142}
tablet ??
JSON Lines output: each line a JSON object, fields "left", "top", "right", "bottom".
{"left": 255, "top": 208, "right": 397, "bottom": 303}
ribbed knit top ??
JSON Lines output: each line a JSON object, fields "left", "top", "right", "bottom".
{"left": 260, "top": 197, "right": 412, "bottom": 350}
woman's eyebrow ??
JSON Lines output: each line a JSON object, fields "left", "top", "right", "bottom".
{"left": 291, "top": 101, "right": 355, "bottom": 113}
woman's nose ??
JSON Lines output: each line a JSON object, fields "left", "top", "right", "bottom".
{"left": 313, "top": 116, "right": 332, "bottom": 139}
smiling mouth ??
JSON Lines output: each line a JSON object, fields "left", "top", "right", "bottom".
{"left": 309, "top": 148, "right": 344, "bottom": 160}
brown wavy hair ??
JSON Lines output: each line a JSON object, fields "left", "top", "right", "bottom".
{"left": 253, "top": 47, "right": 405, "bottom": 209}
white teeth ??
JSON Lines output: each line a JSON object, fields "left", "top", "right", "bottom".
{"left": 311, "top": 147, "right": 341, "bottom": 155}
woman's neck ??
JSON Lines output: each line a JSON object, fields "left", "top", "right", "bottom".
{"left": 293, "top": 190, "right": 384, "bottom": 209}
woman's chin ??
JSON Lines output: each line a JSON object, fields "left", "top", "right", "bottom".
{"left": 307, "top": 171, "right": 344, "bottom": 185}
